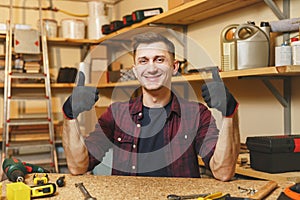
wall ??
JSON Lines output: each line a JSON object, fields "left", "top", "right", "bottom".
{"left": 0, "top": 0, "right": 299, "bottom": 143}
{"left": 110, "top": 0, "right": 300, "bottom": 142}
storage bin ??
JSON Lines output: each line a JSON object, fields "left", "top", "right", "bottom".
{"left": 246, "top": 135, "right": 300, "bottom": 173}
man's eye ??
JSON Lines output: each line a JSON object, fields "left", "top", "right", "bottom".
{"left": 138, "top": 59, "right": 148, "bottom": 64}
{"left": 156, "top": 57, "right": 165, "bottom": 63}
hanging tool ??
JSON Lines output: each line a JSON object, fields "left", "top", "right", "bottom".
{"left": 2, "top": 157, "right": 48, "bottom": 182}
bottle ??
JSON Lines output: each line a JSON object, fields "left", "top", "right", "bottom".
{"left": 275, "top": 41, "right": 292, "bottom": 66}
{"left": 220, "top": 24, "right": 238, "bottom": 71}
{"left": 291, "top": 37, "right": 300, "bottom": 65}
{"left": 235, "top": 23, "right": 269, "bottom": 69}
{"left": 260, "top": 21, "right": 270, "bottom": 40}
{"left": 14, "top": 54, "right": 24, "bottom": 72}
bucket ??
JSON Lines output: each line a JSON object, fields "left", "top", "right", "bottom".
{"left": 38, "top": 19, "right": 57, "bottom": 38}
{"left": 88, "top": 1, "right": 105, "bottom": 17}
{"left": 220, "top": 24, "right": 238, "bottom": 71}
{"left": 88, "top": 15, "right": 109, "bottom": 39}
{"left": 61, "top": 19, "right": 85, "bottom": 39}
{"left": 235, "top": 24, "right": 269, "bottom": 69}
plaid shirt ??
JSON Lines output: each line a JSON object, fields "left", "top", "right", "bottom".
{"left": 85, "top": 93, "right": 219, "bottom": 177}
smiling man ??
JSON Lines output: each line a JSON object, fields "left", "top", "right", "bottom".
{"left": 62, "top": 31, "right": 240, "bottom": 181}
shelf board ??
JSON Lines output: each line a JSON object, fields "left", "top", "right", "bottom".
{"left": 0, "top": 82, "right": 75, "bottom": 89}
{"left": 0, "top": 66, "right": 300, "bottom": 89}
{"left": 97, "top": 66, "right": 300, "bottom": 88}
{"left": 34, "top": 0, "right": 264, "bottom": 46}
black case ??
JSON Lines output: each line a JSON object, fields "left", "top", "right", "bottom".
{"left": 246, "top": 135, "right": 300, "bottom": 173}
{"left": 57, "top": 67, "right": 77, "bottom": 83}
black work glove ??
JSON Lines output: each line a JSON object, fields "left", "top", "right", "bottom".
{"left": 201, "top": 69, "right": 238, "bottom": 117}
{"left": 63, "top": 71, "right": 99, "bottom": 119}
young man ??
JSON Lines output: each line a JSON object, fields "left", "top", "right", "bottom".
{"left": 62, "top": 32, "right": 240, "bottom": 181}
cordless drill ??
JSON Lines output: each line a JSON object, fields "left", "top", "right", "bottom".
{"left": 2, "top": 157, "right": 49, "bottom": 182}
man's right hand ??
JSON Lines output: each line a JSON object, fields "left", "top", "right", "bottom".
{"left": 63, "top": 71, "right": 99, "bottom": 119}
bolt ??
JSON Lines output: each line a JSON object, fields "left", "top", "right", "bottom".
{"left": 75, "top": 182, "right": 97, "bottom": 200}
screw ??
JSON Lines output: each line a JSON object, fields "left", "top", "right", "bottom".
{"left": 75, "top": 182, "right": 97, "bottom": 200}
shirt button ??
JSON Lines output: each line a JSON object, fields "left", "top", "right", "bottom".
{"left": 117, "top": 137, "right": 122, "bottom": 142}
{"left": 136, "top": 124, "right": 141, "bottom": 128}
{"left": 184, "top": 135, "right": 188, "bottom": 139}
{"left": 132, "top": 165, "right": 136, "bottom": 170}
{"left": 133, "top": 144, "right": 136, "bottom": 149}
{"left": 138, "top": 112, "right": 142, "bottom": 117}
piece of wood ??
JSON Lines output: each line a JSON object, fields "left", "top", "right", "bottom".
{"left": 248, "top": 181, "right": 278, "bottom": 200}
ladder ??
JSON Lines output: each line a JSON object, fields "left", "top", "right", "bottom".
{"left": 1, "top": 0, "right": 58, "bottom": 176}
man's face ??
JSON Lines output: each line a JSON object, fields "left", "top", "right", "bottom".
{"left": 133, "top": 42, "right": 178, "bottom": 91}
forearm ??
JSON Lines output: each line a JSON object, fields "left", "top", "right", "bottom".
{"left": 209, "top": 112, "right": 240, "bottom": 181}
{"left": 62, "top": 118, "right": 89, "bottom": 175}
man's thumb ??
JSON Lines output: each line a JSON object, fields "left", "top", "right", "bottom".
{"left": 77, "top": 71, "right": 85, "bottom": 86}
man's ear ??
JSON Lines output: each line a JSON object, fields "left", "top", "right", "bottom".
{"left": 172, "top": 60, "right": 180, "bottom": 75}
{"left": 132, "top": 65, "right": 137, "bottom": 77}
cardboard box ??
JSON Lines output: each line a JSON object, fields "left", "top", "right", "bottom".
{"left": 91, "top": 71, "right": 108, "bottom": 85}
{"left": 110, "top": 61, "right": 122, "bottom": 71}
{"left": 90, "top": 45, "right": 107, "bottom": 59}
{"left": 168, "top": 0, "right": 193, "bottom": 10}
{"left": 246, "top": 135, "right": 300, "bottom": 173}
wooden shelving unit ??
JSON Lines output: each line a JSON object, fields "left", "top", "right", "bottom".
{"left": 1, "top": 65, "right": 300, "bottom": 89}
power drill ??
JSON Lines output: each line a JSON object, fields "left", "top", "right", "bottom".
{"left": 2, "top": 157, "right": 49, "bottom": 182}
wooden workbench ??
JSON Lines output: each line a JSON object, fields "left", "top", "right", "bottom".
{"left": 0, "top": 173, "right": 293, "bottom": 199}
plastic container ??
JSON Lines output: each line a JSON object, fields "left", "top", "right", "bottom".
{"left": 61, "top": 19, "right": 85, "bottom": 39}
{"left": 42, "top": 19, "right": 58, "bottom": 38}
{"left": 235, "top": 23, "right": 269, "bottom": 69}
{"left": 88, "top": 1, "right": 105, "bottom": 17}
{"left": 7, "top": 182, "right": 31, "bottom": 200}
{"left": 87, "top": 15, "right": 109, "bottom": 39}
{"left": 275, "top": 41, "right": 292, "bottom": 66}
{"left": 260, "top": 21, "right": 270, "bottom": 39}
{"left": 220, "top": 24, "right": 238, "bottom": 71}
{"left": 246, "top": 135, "right": 300, "bottom": 173}
{"left": 291, "top": 38, "right": 300, "bottom": 65}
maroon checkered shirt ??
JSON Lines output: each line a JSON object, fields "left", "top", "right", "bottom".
{"left": 85, "top": 93, "right": 219, "bottom": 177}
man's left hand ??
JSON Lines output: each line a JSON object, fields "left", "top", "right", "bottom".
{"left": 201, "top": 69, "right": 238, "bottom": 117}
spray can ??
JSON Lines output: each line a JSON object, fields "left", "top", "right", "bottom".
{"left": 220, "top": 24, "right": 238, "bottom": 71}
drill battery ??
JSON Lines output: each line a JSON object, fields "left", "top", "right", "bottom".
{"left": 123, "top": 14, "right": 134, "bottom": 27}
{"left": 110, "top": 20, "right": 124, "bottom": 32}
{"left": 132, "top": 7, "right": 163, "bottom": 22}
{"left": 31, "top": 183, "right": 56, "bottom": 198}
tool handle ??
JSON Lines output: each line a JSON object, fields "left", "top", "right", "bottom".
{"left": 248, "top": 181, "right": 278, "bottom": 200}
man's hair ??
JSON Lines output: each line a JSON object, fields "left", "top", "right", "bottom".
{"left": 132, "top": 32, "right": 175, "bottom": 60}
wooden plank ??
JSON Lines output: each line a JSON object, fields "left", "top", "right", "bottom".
{"left": 155, "top": 0, "right": 263, "bottom": 25}
{"left": 199, "top": 154, "right": 300, "bottom": 182}
{"left": 1, "top": 66, "right": 300, "bottom": 89}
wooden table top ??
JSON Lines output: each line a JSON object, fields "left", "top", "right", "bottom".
{"left": 0, "top": 173, "right": 294, "bottom": 200}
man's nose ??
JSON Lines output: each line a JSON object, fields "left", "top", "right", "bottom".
{"left": 148, "top": 60, "right": 158, "bottom": 72}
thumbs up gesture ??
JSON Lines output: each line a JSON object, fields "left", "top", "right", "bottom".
{"left": 201, "top": 68, "right": 238, "bottom": 117}
{"left": 63, "top": 71, "right": 99, "bottom": 119}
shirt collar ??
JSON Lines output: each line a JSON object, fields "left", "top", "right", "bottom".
{"left": 129, "top": 92, "right": 181, "bottom": 117}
